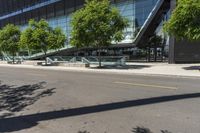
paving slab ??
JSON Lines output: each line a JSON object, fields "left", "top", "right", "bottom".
{"left": 0, "top": 62, "right": 200, "bottom": 78}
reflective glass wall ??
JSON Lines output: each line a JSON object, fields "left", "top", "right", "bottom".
{"left": 3, "top": 0, "right": 160, "bottom": 46}
{"left": 113, "top": 0, "right": 135, "bottom": 43}
{"left": 135, "top": 0, "right": 158, "bottom": 28}
{"left": 114, "top": 0, "right": 158, "bottom": 43}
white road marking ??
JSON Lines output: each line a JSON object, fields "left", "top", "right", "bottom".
{"left": 114, "top": 81, "right": 178, "bottom": 90}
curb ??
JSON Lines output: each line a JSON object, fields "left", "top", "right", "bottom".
{"left": 0, "top": 64, "right": 200, "bottom": 79}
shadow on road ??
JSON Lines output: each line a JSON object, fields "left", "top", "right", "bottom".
{"left": 0, "top": 92, "right": 200, "bottom": 132}
{"left": 132, "top": 126, "right": 172, "bottom": 133}
{"left": 132, "top": 126, "right": 153, "bottom": 133}
{"left": 0, "top": 81, "right": 55, "bottom": 118}
{"left": 78, "top": 131, "right": 90, "bottom": 133}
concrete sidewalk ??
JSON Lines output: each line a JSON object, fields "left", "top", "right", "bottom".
{"left": 0, "top": 62, "right": 200, "bottom": 78}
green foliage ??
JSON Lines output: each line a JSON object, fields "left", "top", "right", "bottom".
{"left": 70, "top": 0, "right": 129, "bottom": 48}
{"left": 148, "top": 34, "right": 163, "bottom": 47}
{"left": 164, "top": 0, "right": 200, "bottom": 41}
{"left": 20, "top": 26, "right": 35, "bottom": 54}
{"left": 70, "top": 0, "right": 128, "bottom": 67}
{"left": 0, "top": 24, "right": 21, "bottom": 62}
{"left": 20, "top": 19, "right": 66, "bottom": 57}
{"left": 48, "top": 27, "right": 66, "bottom": 50}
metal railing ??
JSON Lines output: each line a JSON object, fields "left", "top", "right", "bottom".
{"left": 1, "top": 56, "right": 24, "bottom": 64}
{"left": 24, "top": 46, "right": 72, "bottom": 60}
{"left": 44, "top": 56, "right": 126, "bottom": 66}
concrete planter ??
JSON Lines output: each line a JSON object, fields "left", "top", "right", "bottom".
{"left": 59, "top": 63, "right": 90, "bottom": 68}
{"left": 36, "top": 61, "right": 90, "bottom": 68}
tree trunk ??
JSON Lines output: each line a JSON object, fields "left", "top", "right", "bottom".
{"left": 161, "top": 46, "right": 164, "bottom": 62}
{"left": 44, "top": 51, "right": 47, "bottom": 65}
{"left": 76, "top": 47, "right": 79, "bottom": 62}
{"left": 28, "top": 49, "right": 32, "bottom": 56}
{"left": 145, "top": 48, "right": 148, "bottom": 62}
{"left": 12, "top": 51, "right": 15, "bottom": 64}
{"left": 148, "top": 47, "right": 151, "bottom": 62}
{"left": 98, "top": 48, "right": 102, "bottom": 68}
{"left": 154, "top": 46, "right": 157, "bottom": 62}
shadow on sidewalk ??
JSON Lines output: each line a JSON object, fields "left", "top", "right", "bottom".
{"left": 0, "top": 81, "right": 55, "bottom": 118}
{"left": 0, "top": 92, "right": 200, "bottom": 132}
{"left": 183, "top": 66, "right": 200, "bottom": 71}
{"left": 90, "top": 65, "right": 152, "bottom": 70}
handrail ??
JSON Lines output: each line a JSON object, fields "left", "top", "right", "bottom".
{"left": 46, "top": 57, "right": 54, "bottom": 64}
{"left": 81, "top": 57, "right": 90, "bottom": 64}
{"left": 69, "top": 57, "right": 76, "bottom": 63}
{"left": 26, "top": 47, "right": 70, "bottom": 60}
{"left": 118, "top": 56, "right": 126, "bottom": 66}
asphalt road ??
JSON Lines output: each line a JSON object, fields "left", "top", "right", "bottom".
{"left": 0, "top": 66, "right": 200, "bottom": 133}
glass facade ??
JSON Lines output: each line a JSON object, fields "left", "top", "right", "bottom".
{"left": 0, "top": 0, "right": 160, "bottom": 45}
{"left": 135, "top": 0, "right": 158, "bottom": 28}
{"left": 113, "top": 0, "right": 159, "bottom": 43}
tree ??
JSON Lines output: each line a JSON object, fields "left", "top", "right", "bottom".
{"left": 148, "top": 34, "right": 163, "bottom": 48}
{"left": 0, "top": 24, "right": 21, "bottom": 63}
{"left": 20, "top": 27, "right": 35, "bottom": 56}
{"left": 20, "top": 19, "right": 66, "bottom": 65}
{"left": 71, "top": 0, "right": 128, "bottom": 67}
{"left": 163, "top": 0, "right": 200, "bottom": 41}
{"left": 48, "top": 27, "right": 66, "bottom": 50}
{"left": 147, "top": 34, "right": 163, "bottom": 62}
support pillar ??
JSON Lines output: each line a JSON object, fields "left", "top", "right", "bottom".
{"left": 168, "top": 0, "right": 176, "bottom": 64}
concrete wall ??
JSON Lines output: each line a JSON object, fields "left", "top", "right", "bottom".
{"left": 173, "top": 40, "right": 200, "bottom": 63}
{"left": 169, "top": 38, "right": 200, "bottom": 63}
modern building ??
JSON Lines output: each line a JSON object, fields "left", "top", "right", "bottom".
{"left": 0, "top": 0, "right": 199, "bottom": 63}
